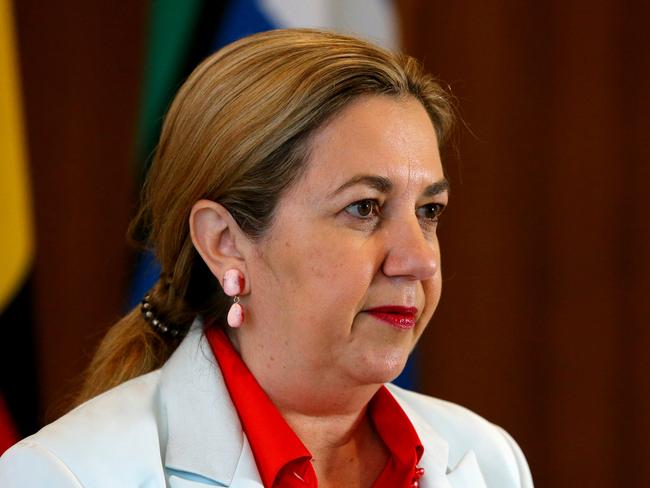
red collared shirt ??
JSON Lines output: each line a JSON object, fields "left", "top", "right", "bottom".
{"left": 206, "top": 327, "right": 424, "bottom": 487}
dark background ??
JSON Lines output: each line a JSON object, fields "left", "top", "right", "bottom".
{"left": 11, "top": 1, "right": 650, "bottom": 487}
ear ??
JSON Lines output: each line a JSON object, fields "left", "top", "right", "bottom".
{"left": 189, "top": 199, "right": 250, "bottom": 293}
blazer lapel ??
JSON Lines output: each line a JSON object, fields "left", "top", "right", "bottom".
{"left": 386, "top": 384, "right": 488, "bottom": 488}
{"left": 229, "top": 436, "right": 264, "bottom": 487}
{"left": 406, "top": 418, "right": 488, "bottom": 488}
{"left": 389, "top": 391, "right": 452, "bottom": 488}
{"left": 408, "top": 419, "right": 454, "bottom": 488}
{"left": 159, "top": 320, "right": 261, "bottom": 487}
{"left": 445, "top": 451, "right": 488, "bottom": 488}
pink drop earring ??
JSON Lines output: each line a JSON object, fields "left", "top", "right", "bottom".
{"left": 223, "top": 269, "right": 245, "bottom": 327}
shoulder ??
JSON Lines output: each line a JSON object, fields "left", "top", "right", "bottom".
{"left": 386, "top": 383, "right": 533, "bottom": 487}
{"left": 0, "top": 370, "right": 166, "bottom": 487}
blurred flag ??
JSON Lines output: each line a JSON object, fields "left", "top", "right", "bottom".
{"left": 128, "top": 0, "right": 226, "bottom": 309}
{"left": 213, "top": 0, "right": 398, "bottom": 50}
{"left": 0, "top": 0, "right": 39, "bottom": 447}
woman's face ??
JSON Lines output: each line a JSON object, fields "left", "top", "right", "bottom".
{"left": 239, "top": 95, "right": 448, "bottom": 392}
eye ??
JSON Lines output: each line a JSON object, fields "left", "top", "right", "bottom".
{"left": 345, "top": 199, "right": 380, "bottom": 219}
{"left": 416, "top": 203, "right": 446, "bottom": 223}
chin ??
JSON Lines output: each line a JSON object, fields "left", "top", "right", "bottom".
{"left": 351, "top": 349, "right": 411, "bottom": 385}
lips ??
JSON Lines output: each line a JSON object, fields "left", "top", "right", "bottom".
{"left": 365, "top": 306, "right": 418, "bottom": 330}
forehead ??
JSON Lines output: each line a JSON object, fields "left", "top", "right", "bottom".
{"left": 298, "top": 95, "right": 443, "bottom": 196}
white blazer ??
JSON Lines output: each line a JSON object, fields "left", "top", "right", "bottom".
{"left": 0, "top": 323, "right": 533, "bottom": 487}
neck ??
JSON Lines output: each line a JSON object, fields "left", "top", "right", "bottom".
{"left": 229, "top": 327, "right": 390, "bottom": 485}
{"left": 279, "top": 397, "right": 370, "bottom": 450}
{"left": 279, "top": 400, "right": 388, "bottom": 487}
{"left": 262, "top": 368, "right": 382, "bottom": 447}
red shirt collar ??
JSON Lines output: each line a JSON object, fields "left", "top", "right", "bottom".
{"left": 205, "top": 327, "right": 424, "bottom": 487}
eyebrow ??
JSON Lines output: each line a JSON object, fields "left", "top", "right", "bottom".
{"left": 329, "top": 174, "right": 450, "bottom": 197}
{"left": 329, "top": 175, "right": 392, "bottom": 197}
{"left": 422, "top": 178, "right": 450, "bottom": 197}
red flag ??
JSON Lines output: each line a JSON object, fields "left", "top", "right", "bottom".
{"left": 0, "top": 394, "right": 17, "bottom": 454}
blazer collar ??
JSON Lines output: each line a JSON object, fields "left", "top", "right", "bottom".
{"left": 386, "top": 384, "right": 488, "bottom": 488}
{"left": 158, "top": 319, "right": 255, "bottom": 486}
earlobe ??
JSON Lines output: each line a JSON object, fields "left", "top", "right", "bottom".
{"left": 189, "top": 199, "right": 246, "bottom": 284}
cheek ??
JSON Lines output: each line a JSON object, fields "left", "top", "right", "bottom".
{"left": 270, "top": 234, "right": 376, "bottom": 317}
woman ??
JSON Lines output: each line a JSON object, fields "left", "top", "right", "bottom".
{"left": 0, "top": 29, "right": 533, "bottom": 487}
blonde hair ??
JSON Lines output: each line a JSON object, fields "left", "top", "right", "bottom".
{"left": 76, "top": 28, "right": 454, "bottom": 404}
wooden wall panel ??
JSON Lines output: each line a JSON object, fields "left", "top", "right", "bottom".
{"left": 399, "top": 1, "right": 650, "bottom": 486}
{"left": 14, "top": 1, "right": 147, "bottom": 421}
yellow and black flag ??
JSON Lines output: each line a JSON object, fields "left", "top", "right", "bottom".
{"left": 0, "top": 0, "right": 38, "bottom": 452}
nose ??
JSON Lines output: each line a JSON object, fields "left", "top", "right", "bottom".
{"left": 381, "top": 217, "right": 438, "bottom": 280}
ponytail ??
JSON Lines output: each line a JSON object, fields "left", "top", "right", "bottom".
{"left": 74, "top": 307, "right": 172, "bottom": 405}
{"left": 74, "top": 275, "right": 198, "bottom": 406}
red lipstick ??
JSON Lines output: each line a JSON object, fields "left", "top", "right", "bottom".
{"left": 366, "top": 306, "right": 418, "bottom": 329}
